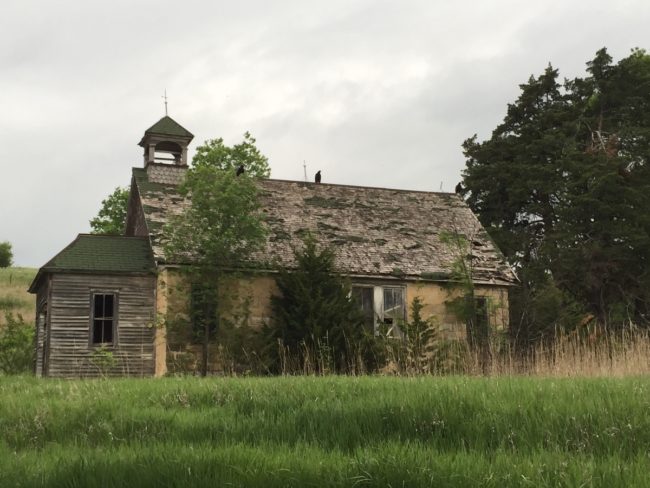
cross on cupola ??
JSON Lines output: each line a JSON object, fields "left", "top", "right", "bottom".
{"left": 138, "top": 114, "right": 194, "bottom": 167}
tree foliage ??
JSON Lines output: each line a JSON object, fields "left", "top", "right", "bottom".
{"left": 163, "top": 133, "right": 270, "bottom": 375}
{"left": 462, "top": 48, "right": 650, "bottom": 342}
{"left": 0, "top": 242, "right": 12, "bottom": 268}
{"left": 0, "top": 313, "right": 34, "bottom": 374}
{"left": 397, "top": 297, "right": 439, "bottom": 374}
{"left": 268, "top": 235, "right": 367, "bottom": 373}
{"left": 192, "top": 132, "right": 271, "bottom": 178}
{"left": 89, "top": 187, "right": 129, "bottom": 235}
{"left": 164, "top": 169, "right": 267, "bottom": 267}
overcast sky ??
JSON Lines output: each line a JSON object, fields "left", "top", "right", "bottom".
{"left": 1, "top": 0, "right": 648, "bottom": 266}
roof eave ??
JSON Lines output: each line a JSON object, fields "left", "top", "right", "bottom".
{"left": 27, "top": 270, "right": 45, "bottom": 294}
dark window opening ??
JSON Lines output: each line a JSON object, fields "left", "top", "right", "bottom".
{"left": 92, "top": 294, "right": 115, "bottom": 344}
{"left": 352, "top": 287, "right": 374, "bottom": 332}
{"left": 467, "top": 296, "right": 489, "bottom": 347}
{"left": 475, "top": 297, "right": 489, "bottom": 336}
{"left": 190, "top": 283, "right": 218, "bottom": 343}
{"left": 154, "top": 141, "right": 182, "bottom": 163}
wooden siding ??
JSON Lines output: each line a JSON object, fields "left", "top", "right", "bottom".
{"left": 34, "top": 280, "right": 48, "bottom": 376}
{"left": 39, "top": 273, "right": 156, "bottom": 378}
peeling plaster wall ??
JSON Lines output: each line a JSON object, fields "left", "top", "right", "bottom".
{"left": 406, "top": 282, "right": 509, "bottom": 340}
{"left": 156, "top": 267, "right": 509, "bottom": 363}
{"left": 156, "top": 268, "right": 278, "bottom": 374}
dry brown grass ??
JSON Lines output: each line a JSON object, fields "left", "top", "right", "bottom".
{"left": 0, "top": 267, "right": 36, "bottom": 326}
{"left": 252, "top": 327, "right": 650, "bottom": 379}
{"left": 449, "top": 328, "right": 650, "bottom": 378}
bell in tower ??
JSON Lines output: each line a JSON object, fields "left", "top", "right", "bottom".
{"left": 138, "top": 116, "right": 194, "bottom": 166}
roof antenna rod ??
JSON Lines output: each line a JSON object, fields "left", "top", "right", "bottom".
{"left": 303, "top": 160, "right": 308, "bottom": 183}
{"left": 162, "top": 89, "right": 168, "bottom": 116}
{"left": 440, "top": 181, "right": 444, "bottom": 191}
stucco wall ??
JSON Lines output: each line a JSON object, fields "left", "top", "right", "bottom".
{"left": 156, "top": 268, "right": 279, "bottom": 374}
{"left": 156, "top": 268, "right": 509, "bottom": 358}
{"left": 406, "top": 282, "right": 509, "bottom": 340}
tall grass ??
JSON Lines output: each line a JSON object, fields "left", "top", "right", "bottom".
{"left": 514, "top": 327, "right": 650, "bottom": 377}
{"left": 0, "top": 267, "right": 36, "bottom": 326}
{"left": 260, "top": 327, "right": 650, "bottom": 379}
{"left": 1, "top": 376, "right": 649, "bottom": 487}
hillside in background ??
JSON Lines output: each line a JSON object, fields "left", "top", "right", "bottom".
{"left": 0, "top": 267, "right": 36, "bottom": 326}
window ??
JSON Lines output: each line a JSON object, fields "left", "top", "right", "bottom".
{"left": 352, "top": 285, "right": 406, "bottom": 336}
{"left": 190, "top": 282, "right": 218, "bottom": 343}
{"left": 467, "top": 296, "right": 489, "bottom": 347}
{"left": 91, "top": 293, "right": 116, "bottom": 345}
{"left": 382, "top": 287, "right": 405, "bottom": 326}
{"left": 352, "top": 287, "right": 374, "bottom": 332}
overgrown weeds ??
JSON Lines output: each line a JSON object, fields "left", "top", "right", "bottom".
{"left": 0, "top": 312, "right": 34, "bottom": 374}
{"left": 201, "top": 323, "right": 650, "bottom": 378}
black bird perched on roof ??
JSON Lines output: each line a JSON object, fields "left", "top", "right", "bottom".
{"left": 455, "top": 182, "right": 464, "bottom": 194}
{"left": 236, "top": 164, "right": 245, "bottom": 176}
{"left": 315, "top": 170, "right": 321, "bottom": 184}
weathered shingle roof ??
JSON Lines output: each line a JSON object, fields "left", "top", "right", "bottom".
{"left": 28, "top": 235, "right": 155, "bottom": 293}
{"left": 142, "top": 116, "right": 194, "bottom": 139}
{"left": 133, "top": 166, "right": 517, "bottom": 286}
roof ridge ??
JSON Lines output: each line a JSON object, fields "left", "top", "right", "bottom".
{"left": 132, "top": 167, "right": 460, "bottom": 196}
{"left": 75, "top": 233, "right": 149, "bottom": 239}
{"left": 261, "top": 178, "right": 460, "bottom": 196}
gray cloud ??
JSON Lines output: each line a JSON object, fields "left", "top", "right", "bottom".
{"left": 1, "top": 0, "right": 648, "bottom": 265}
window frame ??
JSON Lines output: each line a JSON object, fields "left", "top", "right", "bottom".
{"left": 351, "top": 285, "right": 375, "bottom": 333}
{"left": 351, "top": 284, "right": 406, "bottom": 336}
{"left": 88, "top": 291, "right": 119, "bottom": 347}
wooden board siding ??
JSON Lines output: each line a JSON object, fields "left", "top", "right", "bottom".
{"left": 34, "top": 280, "right": 48, "bottom": 376}
{"left": 43, "top": 273, "right": 156, "bottom": 378}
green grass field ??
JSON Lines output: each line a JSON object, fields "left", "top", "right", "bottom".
{"left": 1, "top": 375, "right": 649, "bottom": 487}
{"left": 0, "top": 267, "right": 36, "bottom": 326}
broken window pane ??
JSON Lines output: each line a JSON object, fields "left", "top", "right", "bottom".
{"left": 382, "top": 287, "right": 405, "bottom": 337}
{"left": 383, "top": 287, "right": 405, "bottom": 321}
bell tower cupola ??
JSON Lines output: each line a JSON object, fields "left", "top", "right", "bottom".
{"left": 138, "top": 116, "right": 194, "bottom": 167}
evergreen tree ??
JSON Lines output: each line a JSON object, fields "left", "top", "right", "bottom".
{"left": 462, "top": 48, "right": 650, "bottom": 342}
{"left": 400, "top": 297, "right": 439, "bottom": 374}
{"left": 556, "top": 48, "right": 650, "bottom": 326}
{"left": 269, "top": 235, "right": 366, "bottom": 373}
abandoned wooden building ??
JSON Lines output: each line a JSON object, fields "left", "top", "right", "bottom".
{"left": 30, "top": 115, "right": 517, "bottom": 377}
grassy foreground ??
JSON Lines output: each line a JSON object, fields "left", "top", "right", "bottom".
{"left": 1, "top": 376, "right": 650, "bottom": 487}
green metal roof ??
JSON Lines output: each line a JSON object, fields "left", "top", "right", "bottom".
{"left": 144, "top": 116, "right": 193, "bottom": 139}
{"left": 28, "top": 235, "right": 155, "bottom": 293}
